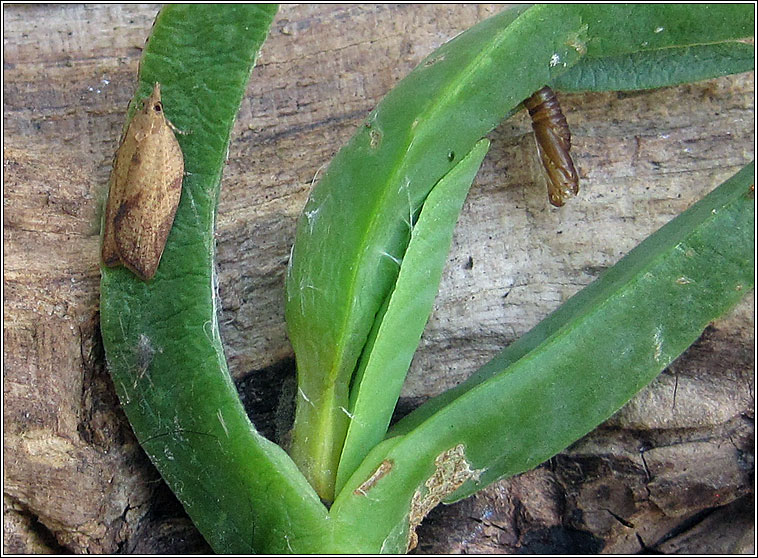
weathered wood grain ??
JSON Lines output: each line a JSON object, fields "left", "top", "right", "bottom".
{"left": 4, "top": 4, "right": 753, "bottom": 554}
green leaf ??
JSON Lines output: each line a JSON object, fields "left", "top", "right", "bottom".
{"left": 332, "top": 162, "right": 754, "bottom": 552}
{"left": 334, "top": 139, "right": 491, "bottom": 495}
{"left": 285, "top": 2, "right": 755, "bottom": 502}
{"left": 555, "top": 43, "right": 754, "bottom": 92}
{"left": 99, "top": 5, "right": 331, "bottom": 554}
{"left": 554, "top": 4, "right": 754, "bottom": 92}
{"left": 570, "top": 4, "right": 754, "bottom": 57}
{"left": 101, "top": 4, "right": 754, "bottom": 553}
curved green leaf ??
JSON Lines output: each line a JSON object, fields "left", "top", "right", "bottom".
{"left": 285, "top": 5, "right": 538, "bottom": 500}
{"left": 556, "top": 44, "right": 754, "bottom": 92}
{"left": 99, "top": 5, "right": 331, "bottom": 554}
{"left": 285, "top": 2, "right": 755, "bottom": 503}
{"left": 332, "top": 163, "right": 754, "bottom": 552}
{"left": 555, "top": 4, "right": 753, "bottom": 91}
{"left": 571, "top": 4, "right": 753, "bottom": 57}
{"left": 334, "top": 139, "right": 491, "bottom": 495}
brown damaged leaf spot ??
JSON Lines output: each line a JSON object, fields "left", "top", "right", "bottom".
{"left": 353, "top": 459, "right": 393, "bottom": 496}
{"left": 406, "top": 444, "right": 483, "bottom": 551}
{"left": 101, "top": 82, "right": 185, "bottom": 281}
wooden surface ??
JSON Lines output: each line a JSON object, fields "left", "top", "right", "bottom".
{"left": 4, "top": 4, "right": 754, "bottom": 554}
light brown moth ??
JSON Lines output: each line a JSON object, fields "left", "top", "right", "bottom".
{"left": 102, "top": 82, "right": 184, "bottom": 280}
{"left": 523, "top": 86, "right": 579, "bottom": 207}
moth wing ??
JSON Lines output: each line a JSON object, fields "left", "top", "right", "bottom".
{"left": 102, "top": 121, "right": 141, "bottom": 266}
{"left": 113, "top": 123, "right": 184, "bottom": 280}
